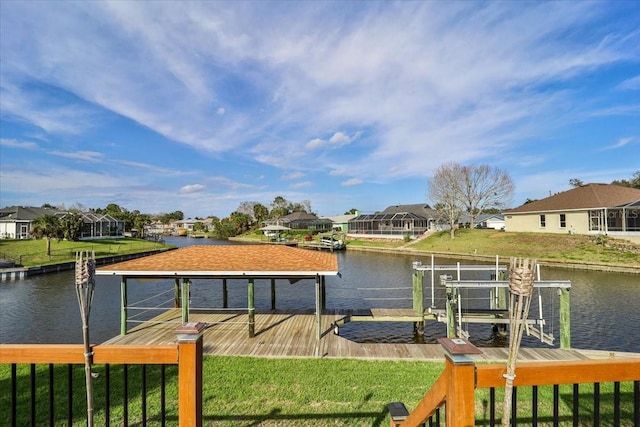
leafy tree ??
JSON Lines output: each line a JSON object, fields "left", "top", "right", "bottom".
{"left": 59, "top": 212, "right": 84, "bottom": 241}
{"left": 253, "top": 203, "right": 269, "bottom": 224}
{"left": 132, "top": 212, "right": 152, "bottom": 236}
{"left": 611, "top": 171, "right": 640, "bottom": 189}
{"left": 212, "top": 217, "right": 236, "bottom": 238}
{"left": 428, "top": 162, "right": 464, "bottom": 239}
{"left": 193, "top": 221, "right": 206, "bottom": 232}
{"left": 459, "top": 164, "right": 514, "bottom": 228}
{"left": 30, "top": 214, "right": 62, "bottom": 256}
{"left": 229, "top": 211, "right": 253, "bottom": 234}
{"left": 344, "top": 208, "right": 359, "bottom": 215}
{"left": 270, "top": 196, "right": 290, "bottom": 218}
{"left": 569, "top": 178, "right": 584, "bottom": 187}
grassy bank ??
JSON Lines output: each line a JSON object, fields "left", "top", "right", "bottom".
{"left": 2, "top": 356, "right": 634, "bottom": 426}
{"left": 0, "top": 238, "right": 171, "bottom": 267}
{"left": 406, "top": 229, "right": 640, "bottom": 268}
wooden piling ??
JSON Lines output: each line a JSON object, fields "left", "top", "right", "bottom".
{"left": 248, "top": 278, "right": 255, "bottom": 337}
{"left": 120, "top": 277, "right": 127, "bottom": 335}
{"left": 412, "top": 270, "right": 424, "bottom": 334}
{"left": 181, "top": 279, "right": 190, "bottom": 324}
{"left": 271, "top": 278, "right": 276, "bottom": 310}
{"left": 560, "top": 287, "right": 571, "bottom": 349}
{"left": 222, "top": 278, "right": 228, "bottom": 308}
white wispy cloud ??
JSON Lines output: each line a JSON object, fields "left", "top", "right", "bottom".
{"left": 48, "top": 150, "right": 104, "bottom": 162}
{"left": 617, "top": 75, "right": 640, "bottom": 90}
{"left": 280, "top": 171, "right": 305, "bottom": 181}
{"left": 341, "top": 178, "right": 363, "bottom": 187}
{"left": 0, "top": 138, "right": 39, "bottom": 150}
{"left": 179, "top": 184, "right": 206, "bottom": 194}
{"left": 600, "top": 137, "right": 636, "bottom": 151}
{"left": 290, "top": 181, "right": 312, "bottom": 189}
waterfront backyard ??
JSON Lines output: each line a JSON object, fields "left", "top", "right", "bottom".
{"left": 2, "top": 235, "right": 639, "bottom": 426}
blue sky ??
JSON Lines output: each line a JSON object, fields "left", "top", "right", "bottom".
{"left": 1, "top": 1, "right": 639, "bottom": 219}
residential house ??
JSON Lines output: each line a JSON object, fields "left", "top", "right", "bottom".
{"left": 504, "top": 183, "right": 640, "bottom": 243}
{"left": 0, "top": 206, "right": 64, "bottom": 239}
{"left": 320, "top": 212, "right": 359, "bottom": 232}
{"left": 263, "top": 212, "right": 333, "bottom": 231}
{"left": 458, "top": 214, "right": 505, "bottom": 230}
{"left": 348, "top": 203, "right": 448, "bottom": 239}
{"left": 0, "top": 206, "right": 124, "bottom": 239}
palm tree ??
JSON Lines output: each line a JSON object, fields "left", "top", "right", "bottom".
{"left": 31, "top": 214, "right": 62, "bottom": 256}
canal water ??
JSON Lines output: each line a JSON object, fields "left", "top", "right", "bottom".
{"left": 1, "top": 237, "right": 638, "bottom": 353}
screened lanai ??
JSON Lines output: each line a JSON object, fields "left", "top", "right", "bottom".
{"left": 96, "top": 245, "right": 339, "bottom": 341}
{"left": 348, "top": 212, "right": 430, "bottom": 237}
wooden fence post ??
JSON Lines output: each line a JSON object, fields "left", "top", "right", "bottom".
{"left": 439, "top": 338, "right": 481, "bottom": 427}
{"left": 176, "top": 322, "right": 205, "bottom": 427}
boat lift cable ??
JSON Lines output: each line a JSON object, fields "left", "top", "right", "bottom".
{"left": 127, "top": 297, "right": 175, "bottom": 312}
{"left": 128, "top": 288, "right": 174, "bottom": 307}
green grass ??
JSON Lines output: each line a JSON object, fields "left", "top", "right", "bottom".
{"left": 1, "top": 357, "right": 636, "bottom": 426}
{"left": 405, "top": 229, "right": 640, "bottom": 268}
{"left": 0, "top": 238, "right": 172, "bottom": 267}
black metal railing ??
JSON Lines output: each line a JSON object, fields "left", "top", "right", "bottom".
{"left": 2, "top": 362, "right": 178, "bottom": 426}
{"left": 476, "top": 381, "right": 640, "bottom": 426}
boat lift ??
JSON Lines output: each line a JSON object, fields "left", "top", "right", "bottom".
{"left": 413, "top": 256, "right": 571, "bottom": 348}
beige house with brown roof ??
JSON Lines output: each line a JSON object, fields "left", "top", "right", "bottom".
{"left": 504, "top": 183, "right": 640, "bottom": 243}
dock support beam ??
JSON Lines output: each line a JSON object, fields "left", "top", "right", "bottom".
{"left": 315, "top": 275, "right": 323, "bottom": 341}
{"left": 181, "top": 279, "right": 190, "bottom": 324}
{"left": 560, "top": 288, "right": 571, "bottom": 349}
{"left": 270, "top": 279, "right": 276, "bottom": 310}
{"left": 222, "top": 279, "right": 228, "bottom": 309}
{"left": 174, "top": 279, "right": 180, "bottom": 308}
{"left": 412, "top": 270, "right": 424, "bottom": 335}
{"left": 248, "top": 278, "right": 255, "bottom": 337}
{"left": 120, "top": 277, "right": 128, "bottom": 335}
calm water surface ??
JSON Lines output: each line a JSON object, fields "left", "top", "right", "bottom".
{"left": 1, "top": 237, "right": 638, "bottom": 352}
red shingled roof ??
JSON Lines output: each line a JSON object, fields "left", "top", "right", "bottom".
{"left": 506, "top": 183, "right": 640, "bottom": 213}
{"left": 96, "top": 245, "right": 339, "bottom": 277}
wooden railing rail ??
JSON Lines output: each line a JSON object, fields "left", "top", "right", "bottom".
{"left": 390, "top": 340, "right": 640, "bottom": 427}
{"left": 0, "top": 344, "right": 178, "bottom": 365}
{"left": 0, "top": 322, "right": 205, "bottom": 426}
{"left": 476, "top": 358, "right": 640, "bottom": 387}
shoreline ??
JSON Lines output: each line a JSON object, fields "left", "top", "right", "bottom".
{"left": 345, "top": 245, "right": 640, "bottom": 274}
{"left": 229, "top": 236, "right": 640, "bottom": 275}
{"left": 3, "top": 237, "right": 639, "bottom": 280}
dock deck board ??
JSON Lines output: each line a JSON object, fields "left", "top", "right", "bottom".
{"left": 101, "top": 309, "right": 640, "bottom": 362}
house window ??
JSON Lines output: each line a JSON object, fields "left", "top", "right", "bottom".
{"left": 540, "top": 215, "right": 546, "bottom": 228}
{"left": 559, "top": 214, "right": 566, "bottom": 228}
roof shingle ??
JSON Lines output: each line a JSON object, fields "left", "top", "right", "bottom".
{"left": 96, "top": 245, "right": 339, "bottom": 277}
{"left": 505, "top": 183, "right": 640, "bottom": 213}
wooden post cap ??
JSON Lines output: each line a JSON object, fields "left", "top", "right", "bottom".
{"left": 174, "top": 322, "right": 207, "bottom": 341}
{"left": 438, "top": 337, "right": 482, "bottom": 355}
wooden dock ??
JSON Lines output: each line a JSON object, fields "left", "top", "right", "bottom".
{"left": 101, "top": 309, "right": 640, "bottom": 362}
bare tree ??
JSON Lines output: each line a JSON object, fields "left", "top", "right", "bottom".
{"left": 460, "top": 165, "right": 514, "bottom": 228}
{"left": 428, "top": 162, "right": 464, "bottom": 239}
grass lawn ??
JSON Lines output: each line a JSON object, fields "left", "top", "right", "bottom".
{"left": 2, "top": 356, "right": 635, "bottom": 426}
{"left": 0, "top": 238, "right": 171, "bottom": 267}
{"left": 406, "top": 229, "right": 640, "bottom": 267}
